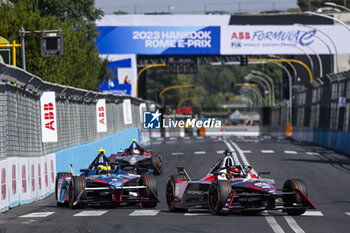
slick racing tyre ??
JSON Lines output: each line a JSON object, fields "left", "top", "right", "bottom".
{"left": 55, "top": 172, "right": 72, "bottom": 207}
{"left": 166, "top": 175, "right": 189, "bottom": 213}
{"left": 140, "top": 174, "right": 158, "bottom": 208}
{"left": 208, "top": 180, "right": 232, "bottom": 215}
{"left": 151, "top": 153, "right": 162, "bottom": 175}
{"left": 283, "top": 178, "right": 308, "bottom": 215}
{"left": 68, "top": 176, "right": 86, "bottom": 209}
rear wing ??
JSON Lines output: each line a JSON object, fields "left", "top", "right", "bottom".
{"left": 176, "top": 166, "right": 191, "bottom": 181}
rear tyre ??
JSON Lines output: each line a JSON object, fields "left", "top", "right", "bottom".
{"left": 140, "top": 174, "right": 158, "bottom": 208}
{"left": 151, "top": 153, "right": 162, "bottom": 175}
{"left": 208, "top": 180, "right": 232, "bottom": 215}
{"left": 55, "top": 172, "right": 72, "bottom": 207}
{"left": 68, "top": 176, "right": 86, "bottom": 209}
{"left": 283, "top": 178, "right": 308, "bottom": 215}
{"left": 166, "top": 175, "right": 189, "bottom": 213}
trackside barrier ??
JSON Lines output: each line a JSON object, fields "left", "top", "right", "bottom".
{"left": 267, "top": 70, "right": 350, "bottom": 155}
{"left": 0, "top": 63, "right": 150, "bottom": 212}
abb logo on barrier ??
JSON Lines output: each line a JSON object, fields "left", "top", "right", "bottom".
{"left": 96, "top": 99, "right": 107, "bottom": 132}
{"left": 231, "top": 32, "right": 251, "bottom": 40}
{"left": 98, "top": 106, "right": 105, "bottom": 125}
{"left": 40, "top": 92, "right": 58, "bottom": 142}
{"left": 44, "top": 103, "right": 55, "bottom": 130}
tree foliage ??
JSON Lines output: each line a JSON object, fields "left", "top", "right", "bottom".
{"left": 146, "top": 63, "right": 283, "bottom": 113}
{"left": 0, "top": 0, "right": 107, "bottom": 90}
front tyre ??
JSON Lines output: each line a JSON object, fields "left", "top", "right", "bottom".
{"left": 166, "top": 175, "right": 189, "bottom": 213}
{"left": 55, "top": 172, "right": 72, "bottom": 207}
{"left": 68, "top": 176, "right": 86, "bottom": 209}
{"left": 283, "top": 178, "right": 308, "bottom": 215}
{"left": 140, "top": 174, "right": 158, "bottom": 208}
{"left": 151, "top": 153, "right": 162, "bottom": 175}
{"left": 208, "top": 180, "right": 231, "bottom": 215}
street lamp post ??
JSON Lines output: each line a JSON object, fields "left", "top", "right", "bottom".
{"left": 324, "top": 2, "right": 350, "bottom": 12}
{"left": 244, "top": 74, "right": 272, "bottom": 106}
{"left": 251, "top": 70, "right": 276, "bottom": 106}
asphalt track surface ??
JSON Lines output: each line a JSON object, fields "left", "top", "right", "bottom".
{"left": 1, "top": 135, "right": 350, "bottom": 233}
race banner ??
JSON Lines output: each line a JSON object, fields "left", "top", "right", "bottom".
{"left": 96, "top": 99, "right": 107, "bottom": 132}
{"left": 221, "top": 25, "right": 350, "bottom": 55}
{"left": 123, "top": 99, "right": 133, "bottom": 125}
{"left": 96, "top": 26, "right": 221, "bottom": 55}
{"left": 40, "top": 92, "right": 57, "bottom": 142}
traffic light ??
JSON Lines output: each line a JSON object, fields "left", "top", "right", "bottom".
{"left": 240, "top": 55, "right": 248, "bottom": 66}
{"left": 41, "top": 31, "right": 64, "bottom": 57}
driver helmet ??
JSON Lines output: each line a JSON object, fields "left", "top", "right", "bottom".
{"left": 97, "top": 164, "right": 111, "bottom": 175}
{"left": 131, "top": 149, "right": 141, "bottom": 155}
{"left": 227, "top": 167, "right": 241, "bottom": 179}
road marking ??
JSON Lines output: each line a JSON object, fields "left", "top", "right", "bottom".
{"left": 284, "top": 216, "right": 305, "bottom": 233}
{"left": 74, "top": 210, "right": 108, "bottom": 217}
{"left": 197, "top": 136, "right": 204, "bottom": 139}
{"left": 223, "top": 141, "right": 241, "bottom": 164}
{"left": 171, "top": 152, "right": 184, "bottom": 155}
{"left": 156, "top": 138, "right": 163, "bottom": 141}
{"left": 261, "top": 150, "right": 275, "bottom": 153}
{"left": 152, "top": 141, "right": 162, "bottom": 145}
{"left": 169, "top": 137, "right": 177, "bottom": 140}
{"left": 183, "top": 136, "right": 190, "bottom": 140}
{"left": 302, "top": 211, "right": 323, "bottom": 216}
{"left": 306, "top": 152, "right": 320, "bottom": 155}
{"left": 284, "top": 150, "right": 297, "bottom": 154}
{"left": 129, "top": 210, "right": 160, "bottom": 216}
{"left": 210, "top": 136, "right": 216, "bottom": 139}
{"left": 194, "top": 151, "right": 206, "bottom": 155}
{"left": 229, "top": 140, "right": 257, "bottom": 175}
{"left": 19, "top": 212, "right": 55, "bottom": 218}
{"left": 345, "top": 212, "right": 350, "bottom": 216}
{"left": 184, "top": 213, "right": 211, "bottom": 216}
{"left": 242, "top": 150, "right": 251, "bottom": 153}
{"left": 216, "top": 150, "right": 225, "bottom": 154}
{"left": 265, "top": 216, "right": 285, "bottom": 233}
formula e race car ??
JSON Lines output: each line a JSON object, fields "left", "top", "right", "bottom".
{"left": 109, "top": 139, "right": 162, "bottom": 175}
{"left": 55, "top": 148, "right": 159, "bottom": 209}
{"left": 166, "top": 151, "right": 316, "bottom": 215}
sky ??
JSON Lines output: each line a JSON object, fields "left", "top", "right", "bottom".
{"left": 95, "top": 0, "right": 298, "bottom": 15}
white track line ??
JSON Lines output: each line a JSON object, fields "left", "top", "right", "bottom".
{"left": 171, "top": 152, "right": 184, "bottom": 155}
{"left": 223, "top": 141, "right": 241, "bottom": 164}
{"left": 183, "top": 137, "right": 190, "bottom": 140}
{"left": 284, "top": 216, "right": 305, "bottom": 233}
{"left": 306, "top": 152, "right": 320, "bottom": 155}
{"left": 261, "top": 150, "right": 275, "bottom": 153}
{"left": 74, "top": 211, "right": 108, "bottom": 217}
{"left": 129, "top": 210, "right": 160, "bottom": 216}
{"left": 194, "top": 151, "right": 206, "bottom": 155}
{"left": 265, "top": 216, "right": 285, "bottom": 233}
{"left": 169, "top": 137, "right": 177, "bottom": 140}
{"left": 19, "top": 212, "right": 54, "bottom": 218}
{"left": 216, "top": 150, "right": 225, "bottom": 154}
{"left": 156, "top": 138, "right": 163, "bottom": 141}
{"left": 301, "top": 211, "right": 323, "bottom": 216}
{"left": 228, "top": 140, "right": 256, "bottom": 175}
{"left": 152, "top": 141, "right": 162, "bottom": 145}
{"left": 345, "top": 212, "right": 350, "bottom": 216}
{"left": 197, "top": 136, "right": 204, "bottom": 139}
{"left": 284, "top": 151, "right": 297, "bottom": 154}
{"left": 242, "top": 150, "right": 251, "bottom": 153}
{"left": 184, "top": 213, "right": 211, "bottom": 216}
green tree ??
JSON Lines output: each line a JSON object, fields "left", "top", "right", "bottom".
{"left": 0, "top": 1, "right": 108, "bottom": 90}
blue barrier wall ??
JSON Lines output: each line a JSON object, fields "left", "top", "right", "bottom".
{"left": 55, "top": 128, "right": 140, "bottom": 173}
{"left": 312, "top": 128, "right": 350, "bottom": 155}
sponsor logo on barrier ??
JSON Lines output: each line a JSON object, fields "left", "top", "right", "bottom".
{"left": 40, "top": 92, "right": 58, "bottom": 142}
{"left": 96, "top": 99, "right": 107, "bottom": 132}
{"left": 143, "top": 110, "right": 221, "bottom": 129}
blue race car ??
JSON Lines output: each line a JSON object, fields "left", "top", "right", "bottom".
{"left": 55, "top": 148, "right": 159, "bottom": 209}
